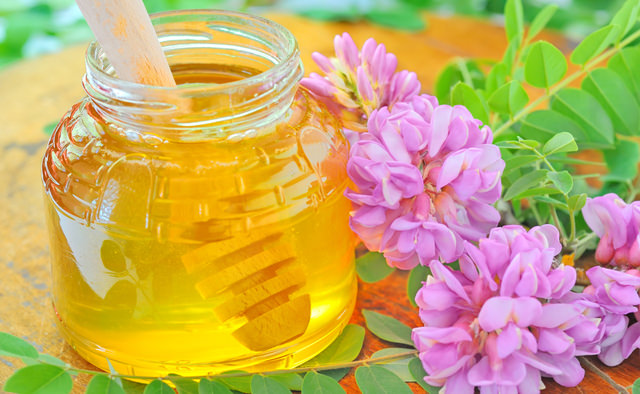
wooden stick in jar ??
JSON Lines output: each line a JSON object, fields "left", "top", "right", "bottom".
{"left": 75, "top": 0, "right": 176, "bottom": 87}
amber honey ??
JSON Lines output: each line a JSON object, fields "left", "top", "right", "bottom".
{"left": 42, "top": 11, "right": 357, "bottom": 377}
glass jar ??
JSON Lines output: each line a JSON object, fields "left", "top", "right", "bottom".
{"left": 42, "top": 10, "right": 356, "bottom": 377}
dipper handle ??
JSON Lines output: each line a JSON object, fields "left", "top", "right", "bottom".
{"left": 76, "top": 0, "right": 176, "bottom": 87}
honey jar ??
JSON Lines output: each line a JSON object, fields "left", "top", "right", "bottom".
{"left": 42, "top": 10, "right": 356, "bottom": 377}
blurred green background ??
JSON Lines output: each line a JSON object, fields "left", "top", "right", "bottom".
{"left": 0, "top": 0, "right": 625, "bottom": 69}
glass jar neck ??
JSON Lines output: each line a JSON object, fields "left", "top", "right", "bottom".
{"left": 82, "top": 10, "right": 303, "bottom": 142}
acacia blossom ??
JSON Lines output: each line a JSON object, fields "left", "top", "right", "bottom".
{"left": 301, "top": 33, "right": 421, "bottom": 120}
{"left": 565, "top": 266, "right": 640, "bottom": 366}
{"left": 412, "top": 225, "right": 602, "bottom": 393}
{"left": 582, "top": 193, "right": 640, "bottom": 266}
{"left": 346, "top": 95, "right": 504, "bottom": 268}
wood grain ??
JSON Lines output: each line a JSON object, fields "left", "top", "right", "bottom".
{"left": 0, "top": 11, "right": 635, "bottom": 393}
{"left": 75, "top": 0, "right": 176, "bottom": 86}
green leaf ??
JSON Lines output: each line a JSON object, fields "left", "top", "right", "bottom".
{"left": 86, "top": 375, "right": 126, "bottom": 394}
{"left": 168, "top": 375, "right": 199, "bottom": 394}
{"left": 121, "top": 380, "right": 147, "bottom": 394}
{"left": 408, "top": 358, "right": 439, "bottom": 394}
{"left": 504, "top": 0, "right": 524, "bottom": 44}
{"left": 198, "top": 379, "right": 232, "bottom": 394}
{"left": 434, "top": 64, "right": 460, "bottom": 103}
{"left": 3, "top": 10, "right": 52, "bottom": 52}
{"left": 568, "top": 194, "right": 587, "bottom": 212}
{"left": 488, "top": 80, "right": 529, "bottom": 115}
{"left": 355, "top": 365, "right": 412, "bottom": 394}
{"left": 524, "top": 41, "right": 567, "bottom": 88}
{"left": 371, "top": 348, "right": 416, "bottom": 382}
{"left": 356, "top": 252, "right": 394, "bottom": 283}
{"left": 609, "top": 47, "right": 640, "bottom": 103}
{"left": 502, "top": 39, "right": 520, "bottom": 74}
{"left": 547, "top": 171, "right": 573, "bottom": 194}
{"left": 362, "top": 310, "right": 413, "bottom": 346}
{"left": 498, "top": 140, "right": 541, "bottom": 150}
{"left": 21, "top": 354, "right": 68, "bottom": 370}
{"left": 503, "top": 170, "right": 548, "bottom": 200}
{"left": 434, "top": 61, "right": 485, "bottom": 104}
{"left": 270, "top": 374, "right": 303, "bottom": 391}
{"left": 485, "top": 63, "right": 508, "bottom": 95}
{"left": 319, "top": 369, "right": 350, "bottom": 382}
{"left": 301, "top": 371, "right": 346, "bottom": 394}
{"left": 582, "top": 68, "right": 639, "bottom": 135}
{"left": 513, "top": 187, "right": 562, "bottom": 200}
{"left": 215, "top": 371, "right": 252, "bottom": 393}
{"left": 250, "top": 375, "right": 291, "bottom": 394}
{"left": 407, "top": 264, "right": 430, "bottom": 307}
{"left": 526, "top": 4, "right": 559, "bottom": 41}
{"left": 143, "top": 380, "right": 174, "bottom": 394}
{"left": 632, "top": 377, "right": 640, "bottom": 394}
{"left": 510, "top": 197, "right": 522, "bottom": 217}
{"left": 570, "top": 25, "right": 619, "bottom": 65}
{"left": 610, "top": 0, "right": 640, "bottom": 42}
{"left": 603, "top": 139, "right": 640, "bottom": 182}
{"left": 365, "top": 7, "right": 426, "bottom": 31}
{"left": 533, "top": 195, "right": 569, "bottom": 210}
{"left": 504, "top": 154, "right": 540, "bottom": 174}
{"left": 520, "top": 110, "right": 587, "bottom": 144}
{"left": 450, "top": 82, "right": 490, "bottom": 124}
{"left": 4, "top": 365, "right": 72, "bottom": 394}
{"left": 543, "top": 132, "right": 578, "bottom": 155}
{"left": 551, "top": 88, "right": 614, "bottom": 146}
{"left": 549, "top": 157, "right": 606, "bottom": 166}
{"left": 0, "top": 332, "right": 39, "bottom": 359}
{"left": 516, "top": 139, "right": 541, "bottom": 149}
{"left": 304, "top": 324, "right": 365, "bottom": 365}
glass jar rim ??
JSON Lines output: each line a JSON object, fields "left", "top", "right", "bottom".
{"left": 85, "top": 9, "right": 300, "bottom": 94}
{"left": 82, "top": 9, "right": 304, "bottom": 138}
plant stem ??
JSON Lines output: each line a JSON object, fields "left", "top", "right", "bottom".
{"left": 456, "top": 58, "right": 474, "bottom": 88}
{"left": 579, "top": 357, "right": 629, "bottom": 393}
{"left": 625, "top": 176, "right": 640, "bottom": 203}
{"left": 575, "top": 232, "right": 598, "bottom": 252}
{"left": 529, "top": 201, "right": 544, "bottom": 224}
{"left": 568, "top": 208, "right": 577, "bottom": 244}
{"left": 493, "top": 28, "right": 640, "bottom": 137}
{"left": 23, "top": 350, "right": 419, "bottom": 381}
{"left": 549, "top": 206, "right": 567, "bottom": 240}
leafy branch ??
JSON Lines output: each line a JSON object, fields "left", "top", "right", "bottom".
{"left": 494, "top": 26, "right": 640, "bottom": 138}
{"left": 436, "top": 0, "right": 640, "bottom": 255}
{"left": 0, "top": 304, "right": 429, "bottom": 394}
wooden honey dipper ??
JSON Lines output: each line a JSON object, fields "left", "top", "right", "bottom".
{"left": 77, "top": 0, "right": 311, "bottom": 350}
{"left": 182, "top": 230, "right": 311, "bottom": 351}
{"left": 76, "top": 0, "right": 176, "bottom": 87}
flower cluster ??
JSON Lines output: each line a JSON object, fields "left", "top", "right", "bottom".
{"left": 303, "top": 33, "right": 504, "bottom": 268}
{"left": 306, "top": 32, "right": 640, "bottom": 392}
{"left": 571, "top": 266, "right": 640, "bottom": 366}
{"left": 582, "top": 193, "right": 640, "bottom": 267}
{"left": 346, "top": 95, "right": 504, "bottom": 268}
{"left": 412, "top": 225, "right": 640, "bottom": 393}
{"left": 412, "top": 225, "right": 577, "bottom": 392}
{"left": 301, "top": 33, "right": 421, "bottom": 119}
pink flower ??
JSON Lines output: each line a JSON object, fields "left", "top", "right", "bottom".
{"left": 301, "top": 33, "right": 421, "bottom": 119}
{"left": 347, "top": 95, "right": 504, "bottom": 268}
{"left": 412, "top": 225, "right": 585, "bottom": 393}
{"left": 571, "top": 266, "right": 640, "bottom": 366}
{"left": 582, "top": 193, "right": 640, "bottom": 266}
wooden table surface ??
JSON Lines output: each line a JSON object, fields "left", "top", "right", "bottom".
{"left": 0, "top": 11, "right": 637, "bottom": 393}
